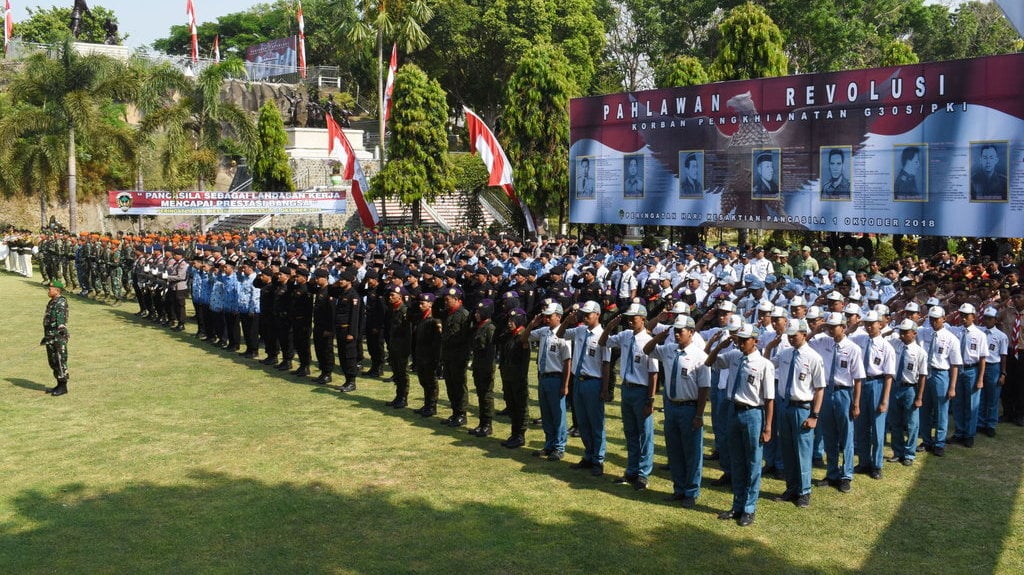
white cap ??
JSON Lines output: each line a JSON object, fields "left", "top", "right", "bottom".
{"left": 718, "top": 300, "right": 737, "bottom": 312}
{"left": 926, "top": 296, "right": 941, "bottom": 307}
{"left": 622, "top": 303, "right": 648, "bottom": 317}
{"left": 757, "top": 300, "right": 774, "bottom": 313}
{"left": 827, "top": 291, "right": 845, "bottom": 302}
{"left": 770, "top": 306, "right": 788, "bottom": 318}
{"left": 806, "top": 306, "right": 823, "bottom": 320}
{"left": 541, "top": 302, "right": 563, "bottom": 316}
{"left": 726, "top": 315, "right": 743, "bottom": 332}
{"left": 861, "top": 310, "right": 881, "bottom": 323}
{"left": 874, "top": 304, "right": 890, "bottom": 316}
{"left": 825, "top": 312, "right": 845, "bottom": 326}
{"left": 983, "top": 307, "right": 999, "bottom": 318}
{"left": 735, "top": 322, "right": 759, "bottom": 339}
{"left": 928, "top": 306, "right": 945, "bottom": 319}
{"left": 670, "top": 301, "right": 690, "bottom": 315}
{"left": 904, "top": 302, "right": 920, "bottom": 313}
{"left": 844, "top": 303, "right": 862, "bottom": 316}
{"left": 673, "top": 315, "right": 696, "bottom": 330}
{"left": 788, "top": 295, "right": 807, "bottom": 308}
{"left": 786, "top": 319, "right": 811, "bottom": 335}
{"left": 687, "top": 272, "right": 702, "bottom": 281}
{"left": 579, "top": 300, "right": 601, "bottom": 315}
{"left": 898, "top": 319, "right": 919, "bottom": 331}
{"left": 958, "top": 303, "right": 976, "bottom": 315}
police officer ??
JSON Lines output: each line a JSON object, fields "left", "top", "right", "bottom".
{"left": 413, "top": 293, "right": 442, "bottom": 416}
{"left": 469, "top": 299, "right": 497, "bottom": 436}
{"left": 384, "top": 285, "right": 413, "bottom": 407}
{"left": 440, "top": 286, "right": 473, "bottom": 427}
{"left": 499, "top": 308, "right": 533, "bottom": 448}
{"left": 333, "top": 268, "right": 362, "bottom": 392}
{"left": 290, "top": 268, "right": 314, "bottom": 377}
{"left": 311, "top": 268, "right": 336, "bottom": 384}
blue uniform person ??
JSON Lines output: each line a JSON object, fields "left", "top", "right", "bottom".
{"left": 767, "top": 319, "right": 825, "bottom": 507}
{"left": 950, "top": 303, "right": 987, "bottom": 447}
{"left": 886, "top": 319, "right": 928, "bottom": 465}
{"left": 851, "top": 310, "right": 895, "bottom": 479}
{"left": 601, "top": 302, "right": 660, "bottom": 490}
{"left": 978, "top": 307, "right": 1009, "bottom": 437}
{"left": 811, "top": 312, "right": 865, "bottom": 493}
{"left": 525, "top": 302, "right": 572, "bottom": 462}
{"left": 707, "top": 322, "right": 775, "bottom": 527}
{"left": 556, "top": 300, "right": 611, "bottom": 467}
{"left": 644, "top": 314, "right": 711, "bottom": 508}
{"left": 917, "top": 306, "right": 962, "bottom": 457}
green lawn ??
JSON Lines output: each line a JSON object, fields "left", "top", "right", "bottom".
{"left": 1, "top": 271, "right": 1022, "bottom": 574}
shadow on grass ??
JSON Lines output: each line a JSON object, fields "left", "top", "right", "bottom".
{"left": 0, "top": 470, "right": 817, "bottom": 574}
{"left": 6, "top": 377, "right": 51, "bottom": 392}
{"left": 854, "top": 439, "right": 1024, "bottom": 574}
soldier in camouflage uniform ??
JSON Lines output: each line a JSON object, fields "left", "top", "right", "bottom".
{"left": 108, "top": 239, "right": 124, "bottom": 303}
{"left": 42, "top": 279, "right": 71, "bottom": 396}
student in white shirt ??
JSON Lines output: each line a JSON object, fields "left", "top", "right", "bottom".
{"left": 525, "top": 302, "right": 573, "bottom": 460}
{"left": 950, "top": 303, "right": 988, "bottom": 447}
{"left": 887, "top": 319, "right": 928, "bottom": 465}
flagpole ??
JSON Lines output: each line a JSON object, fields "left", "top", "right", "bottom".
{"left": 376, "top": 29, "right": 387, "bottom": 227}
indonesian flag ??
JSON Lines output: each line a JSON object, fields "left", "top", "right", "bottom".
{"left": 4, "top": 0, "right": 13, "bottom": 53}
{"left": 383, "top": 43, "right": 397, "bottom": 123}
{"left": 212, "top": 34, "right": 220, "bottom": 63}
{"left": 186, "top": 0, "right": 198, "bottom": 64}
{"left": 463, "top": 107, "right": 537, "bottom": 233}
{"left": 327, "top": 114, "right": 380, "bottom": 228}
{"left": 297, "top": 1, "right": 306, "bottom": 78}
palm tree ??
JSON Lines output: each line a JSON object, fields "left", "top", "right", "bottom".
{"left": 0, "top": 38, "right": 138, "bottom": 233}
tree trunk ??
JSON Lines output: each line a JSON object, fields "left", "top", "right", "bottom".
{"left": 40, "top": 194, "right": 47, "bottom": 230}
{"left": 412, "top": 198, "right": 421, "bottom": 229}
{"left": 68, "top": 127, "right": 78, "bottom": 234}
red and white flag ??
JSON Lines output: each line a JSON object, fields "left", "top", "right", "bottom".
{"left": 4, "top": 0, "right": 13, "bottom": 53}
{"left": 327, "top": 114, "right": 380, "bottom": 228}
{"left": 463, "top": 107, "right": 537, "bottom": 233}
{"left": 212, "top": 34, "right": 220, "bottom": 63}
{"left": 186, "top": 0, "right": 198, "bottom": 64}
{"left": 383, "top": 43, "right": 397, "bottom": 123}
{"left": 297, "top": 1, "right": 306, "bottom": 78}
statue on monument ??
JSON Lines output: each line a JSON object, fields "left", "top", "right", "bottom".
{"left": 69, "top": 0, "right": 90, "bottom": 38}
{"left": 103, "top": 18, "right": 118, "bottom": 45}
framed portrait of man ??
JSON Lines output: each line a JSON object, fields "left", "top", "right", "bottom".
{"left": 969, "top": 141, "right": 1009, "bottom": 202}
{"left": 575, "top": 156, "right": 596, "bottom": 199}
{"left": 751, "top": 148, "right": 781, "bottom": 200}
{"left": 678, "top": 151, "right": 704, "bottom": 199}
{"left": 820, "top": 146, "right": 853, "bottom": 201}
{"left": 893, "top": 144, "right": 928, "bottom": 202}
{"left": 623, "top": 155, "right": 645, "bottom": 198}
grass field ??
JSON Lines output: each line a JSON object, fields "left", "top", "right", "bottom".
{"left": 1, "top": 271, "right": 1022, "bottom": 574}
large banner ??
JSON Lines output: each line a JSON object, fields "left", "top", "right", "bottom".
{"left": 244, "top": 36, "right": 298, "bottom": 80}
{"left": 108, "top": 191, "right": 347, "bottom": 216}
{"left": 569, "top": 53, "right": 1024, "bottom": 238}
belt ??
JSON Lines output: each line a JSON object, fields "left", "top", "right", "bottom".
{"left": 576, "top": 374, "right": 601, "bottom": 381}
{"left": 962, "top": 363, "right": 978, "bottom": 369}
{"left": 864, "top": 376, "right": 884, "bottom": 382}
{"left": 668, "top": 399, "right": 698, "bottom": 406}
{"left": 733, "top": 402, "right": 761, "bottom": 412}
{"left": 624, "top": 382, "right": 647, "bottom": 389}
{"left": 931, "top": 367, "right": 949, "bottom": 372}
{"left": 541, "top": 372, "right": 563, "bottom": 378}
{"left": 900, "top": 382, "right": 917, "bottom": 387}
{"left": 788, "top": 400, "right": 812, "bottom": 409}
{"left": 830, "top": 384, "right": 853, "bottom": 389}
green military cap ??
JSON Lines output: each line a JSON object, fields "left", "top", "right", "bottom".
{"left": 49, "top": 279, "right": 65, "bottom": 289}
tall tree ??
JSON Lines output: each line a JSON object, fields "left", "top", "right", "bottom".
{"left": 368, "top": 64, "right": 454, "bottom": 227}
{"left": 251, "top": 102, "right": 296, "bottom": 192}
{"left": 0, "top": 38, "right": 137, "bottom": 233}
{"left": 710, "top": 2, "right": 788, "bottom": 82}
{"left": 501, "top": 43, "right": 575, "bottom": 228}
{"left": 654, "top": 55, "right": 709, "bottom": 88}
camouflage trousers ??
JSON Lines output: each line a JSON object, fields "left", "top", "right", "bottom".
{"left": 46, "top": 340, "right": 69, "bottom": 382}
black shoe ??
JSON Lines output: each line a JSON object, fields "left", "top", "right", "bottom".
{"left": 711, "top": 474, "right": 732, "bottom": 486}
{"left": 901, "top": 458, "right": 914, "bottom": 467}
{"left": 838, "top": 479, "right": 852, "bottom": 493}
{"left": 419, "top": 406, "right": 436, "bottom": 417}
{"left": 261, "top": 357, "right": 278, "bottom": 366}
{"left": 916, "top": 443, "right": 930, "bottom": 453}
{"left": 339, "top": 382, "right": 356, "bottom": 393}
{"left": 885, "top": 455, "right": 902, "bottom": 463}
{"left": 447, "top": 414, "right": 467, "bottom": 428}
{"left": 590, "top": 464, "right": 604, "bottom": 477}
{"left": 932, "top": 446, "right": 945, "bottom": 457}
{"left": 612, "top": 474, "right": 638, "bottom": 485}
{"left": 546, "top": 451, "right": 564, "bottom": 461}
{"left": 869, "top": 469, "right": 882, "bottom": 480}
{"left": 633, "top": 477, "right": 648, "bottom": 491}
{"left": 738, "top": 512, "right": 755, "bottom": 527}
{"left": 983, "top": 427, "right": 996, "bottom": 438}
{"left": 362, "top": 368, "right": 383, "bottom": 377}
{"left": 391, "top": 399, "right": 408, "bottom": 409}
{"left": 501, "top": 435, "right": 526, "bottom": 449}
{"left": 173, "top": 324, "right": 185, "bottom": 332}
{"left": 717, "top": 510, "right": 739, "bottom": 521}
{"left": 475, "top": 424, "right": 492, "bottom": 437}
{"left": 531, "top": 418, "right": 544, "bottom": 426}
{"left": 570, "top": 459, "right": 594, "bottom": 470}
{"left": 853, "top": 464, "right": 869, "bottom": 475}
{"left": 796, "top": 494, "right": 811, "bottom": 508}
{"left": 50, "top": 386, "right": 68, "bottom": 397}
{"left": 276, "top": 361, "right": 293, "bottom": 371}
{"left": 468, "top": 425, "right": 483, "bottom": 436}
{"left": 533, "top": 448, "right": 553, "bottom": 458}
{"left": 812, "top": 458, "right": 826, "bottom": 469}
{"left": 704, "top": 451, "right": 720, "bottom": 461}
{"left": 665, "top": 493, "right": 686, "bottom": 502}
{"left": 568, "top": 426, "right": 580, "bottom": 438}
{"left": 963, "top": 437, "right": 974, "bottom": 448}
{"left": 495, "top": 408, "right": 510, "bottom": 417}
{"left": 680, "top": 496, "right": 696, "bottom": 509}
{"left": 813, "top": 478, "right": 838, "bottom": 488}
{"left": 315, "top": 374, "right": 333, "bottom": 385}
{"left": 772, "top": 491, "right": 797, "bottom": 503}
{"left": 291, "top": 366, "right": 311, "bottom": 377}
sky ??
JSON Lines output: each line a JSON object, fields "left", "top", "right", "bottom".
{"left": 8, "top": 0, "right": 261, "bottom": 49}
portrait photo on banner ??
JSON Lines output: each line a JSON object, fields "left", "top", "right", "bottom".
{"left": 575, "top": 156, "right": 596, "bottom": 199}
{"left": 751, "top": 148, "right": 781, "bottom": 200}
{"left": 969, "top": 141, "right": 1009, "bottom": 203}
{"left": 820, "top": 146, "right": 853, "bottom": 201}
{"left": 623, "top": 154, "right": 645, "bottom": 198}
{"left": 893, "top": 144, "right": 928, "bottom": 202}
{"left": 678, "top": 150, "right": 705, "bottom": 199}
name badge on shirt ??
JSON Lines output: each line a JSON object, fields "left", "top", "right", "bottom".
{"left": 633, "top": 354, "right": 642, "bottom": 364}
{"left": 873, "top": 356, "right": 882, "bottom": 366}
{"left": 747, "top": 374, "right": 756, "bottom": 384}
{"left": 840, "top": 360, "right": 848, "bottom": 369}
{"left": 970, "top": 342, "right": 977, "bottom": 351}
{"left": 680, "top": 367, "right": 689, "bottom": 377}
{"left": 938, "top": 345, "right": 945, "bottom": 355}
{"left": 587, "top": 347, "right": 596, "bottom": 357}
{"left": 990, "top": 343, "right": 997, "bottom": 351}
{"left": 549, "top": 344, "right": 558, "bottom": 352}
{"left": 799, "top": 371, "right": 807, "bottom": 381}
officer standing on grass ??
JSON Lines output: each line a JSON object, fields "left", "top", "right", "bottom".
{"left": 440, "top": 287, "right": 473, "bottom": 427}
{"left": 334, "top": 268, "right": 362, "bottom": 393}
{"left": 311, "top": 268, "right": 336, "bottom": 385}
{"left": 525, "top": 302, "right": 572, "bottom": 461}
{"left": 42, "top": 280, "right": 70, "bottom": 396}
{"left": 916, "top": 306, "right": 962, "bottom": 457}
